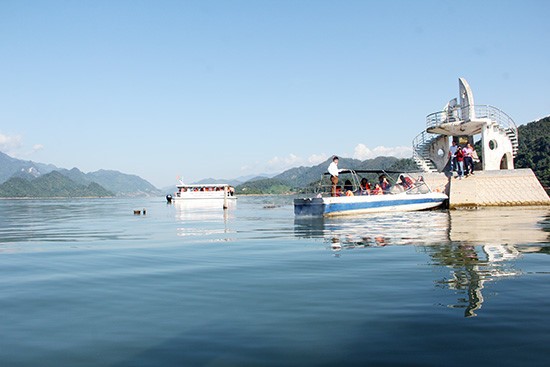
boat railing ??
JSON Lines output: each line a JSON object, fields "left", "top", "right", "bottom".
{"left": 305, "top": 171, "right": 433, "bottom": 197}
{"left": 313, "top": 172, "right": 362, "bottom": 196}
{"left": 402, "top": 177, "right": 432, "bottom": 195}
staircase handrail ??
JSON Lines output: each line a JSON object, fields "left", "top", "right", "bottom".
{"left": 473, "top": 105, "right": 517, "bottom": 136}
{"left": 412, "top": 130, "right": 436, "bottom": 162}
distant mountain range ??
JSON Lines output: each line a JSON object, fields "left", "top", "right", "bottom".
{"left": 0, "top": 151, "right": 161, "bottom": 197}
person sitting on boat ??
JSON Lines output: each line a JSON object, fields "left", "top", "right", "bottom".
{"left": 399, "top": 175, "right": 414, "bottom": 190}
{"left": 379, "top": 175, "right": 391, "bottom": 194}
{"left": 343, "top": 179, "right": 353, "bottom": 193}
{"left": 335, "top": 185, "right": 343, "bottom": 197}
{"left": 372, "top": 184, "right": 383, "bottom": 195}
{"left": 358, "top": 178, "right": 371, "bottom": 195}
{"left": 328, "top": 156, "right": 343, "bottom": 197}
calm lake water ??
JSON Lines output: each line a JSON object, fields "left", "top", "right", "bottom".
{"left": 1, "top": 196, "right": 549, "bottom": 367}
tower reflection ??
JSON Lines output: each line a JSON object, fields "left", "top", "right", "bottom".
{"left": 294, "top": 207, "right": 550, "bottom": 317}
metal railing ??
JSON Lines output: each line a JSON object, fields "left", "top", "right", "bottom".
{"left": 412, "top": 131, "right": 439, "bottom": 171}
{"left": 473, "top": 105, "right": 518, "bottom": 138}
{"left": 425, "top": 104, "right": 518, "bottom": 157}
{"left": 425, "top": 105, "right": 517, "bottom": 135}
{"left": 310, "top": 171, "right": 433, "bottom": 196}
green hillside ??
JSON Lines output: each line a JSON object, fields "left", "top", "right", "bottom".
{"left": 515, "top": 116, "right": 550, "bottom": 188}
{"left": 0, "top": 171, "right": 114, "bottom": 198}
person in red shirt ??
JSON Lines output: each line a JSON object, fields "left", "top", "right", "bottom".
{"left": 456, "top": 146, "right": 465, "bottom": 179}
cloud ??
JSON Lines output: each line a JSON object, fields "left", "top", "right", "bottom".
{"left": 267, "top": 153, "right": 301, "bottom": 170}
{"left": 0, "top": 133, "right": 23, "bottom": 155}
{"left": 0, "top": 133, "right": 44, "bottom": 158}
{"left": 308, "top": 153, "right": 329, "bottom": 165}
{"left": 267, "top": 153, "right": 329, "bottom": 171}
{"left": 247, "top": 145, "right": 411, "bottom": 177}
{"left": 353, "top": 143, "right": 412, "bottom": 160}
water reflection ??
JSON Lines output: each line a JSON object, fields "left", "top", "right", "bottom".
{"left": 294, "top": 207, "right": 550, "bottom": 317}
{"left": 294, "top": 210, "right": 451, "bottom": 249}
{"left": 448, "top": 207, "right": 550, "bottom": 244}
{"left": 172, "top": 200, "right": 236, "bottom": 241}
{"left": 0, "top": 199, "right": 142, "bottom": 250}
{"left": 429, "top": 207, "right": 549, "bottom": 317}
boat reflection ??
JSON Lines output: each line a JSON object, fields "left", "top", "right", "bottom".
{"left": 173, "top": 199, "right": 236, "bottom": 220}
{"left": 172, "top": 200, "right": 236, "bottom": 241}
{"left": 294, "top": 210, "right": 451, "bottom": 250}
{"left": 294, "top": 207, "right": 550, "bottom": 317}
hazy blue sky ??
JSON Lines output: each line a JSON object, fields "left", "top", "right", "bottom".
{"left": 1, "top": 0, "right": 549, "bottom": 188}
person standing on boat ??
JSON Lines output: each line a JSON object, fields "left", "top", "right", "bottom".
{"left": 328, "top": 156, "right": 343, "bottom": 197}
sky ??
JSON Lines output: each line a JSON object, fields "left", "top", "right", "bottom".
{"left": 1, "top": 0, "right": 549, "bottom": 188}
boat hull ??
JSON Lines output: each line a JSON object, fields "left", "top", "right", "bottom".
{"left": 294, "top": 192, "right": 448, "bottom": 217}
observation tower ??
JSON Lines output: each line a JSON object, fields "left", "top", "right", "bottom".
{"left": 411, "top": 78, "right": 549, "bottom": 208}
{"left": 413, "top": 78, "right": 517, "bottom": 173}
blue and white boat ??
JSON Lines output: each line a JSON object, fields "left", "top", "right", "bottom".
{"left": 294, "top": 170, "right": 448, "bottom": 217}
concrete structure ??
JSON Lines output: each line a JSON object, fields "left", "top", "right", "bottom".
{"left": 448, "top": 169, "right": 550, "bottom": 208}
{"left": 422, "top": 169, "right": 550, "bottom": 208}
{"left": 413, "top": 78, "right": 549, "bottom": 208}
{"left": 413, "top": 78, "right": 517, "bottom": 173}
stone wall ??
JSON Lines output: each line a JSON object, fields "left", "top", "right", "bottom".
{"left": 448, "top": 168, "right": 550, "bottom": 208}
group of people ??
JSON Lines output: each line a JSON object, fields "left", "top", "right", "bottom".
{"left": 355, "top": 177, "right": 388, "bottom": 196}
{"left": 332, "top": 178, "right": 387, "bottom": 197}
{"left": 448, "top": 141, "right": 478, "bottom": 179}
{"left": 179, "top": 186, "right": 235, "bottom": 195}
{"left": 328, "top": 156, "right": 410, "bottom": 197}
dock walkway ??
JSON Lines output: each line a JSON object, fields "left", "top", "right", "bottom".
{"left": 421, "top": 169, "right": 550, "bottom": 208}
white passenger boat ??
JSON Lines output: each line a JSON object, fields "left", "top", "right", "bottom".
{"left": 168, "top": 183, "right": 237, "bottom": 202}
{"left": 294, "top": 170, "right": 447, "bottom": 217}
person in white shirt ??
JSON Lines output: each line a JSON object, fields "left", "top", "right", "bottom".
{"left": 448, "top": 140, "right": 458, "bottom": 172}
{"left": 328, "top": 156, "right": 342, "bottom": 197}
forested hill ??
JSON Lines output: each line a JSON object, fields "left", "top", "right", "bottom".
{"left": 515, "top": 116, "right": 550, "bottom": 188}
{"left": 0, "top": 171, "right": 114, "bottom": 198}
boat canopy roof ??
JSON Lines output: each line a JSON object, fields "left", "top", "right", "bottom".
{"left": 176, "top": 183, "right": 232, "bottom": 188}
{"left": 323, "top": 169, "right": 423, "bottom": 176}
